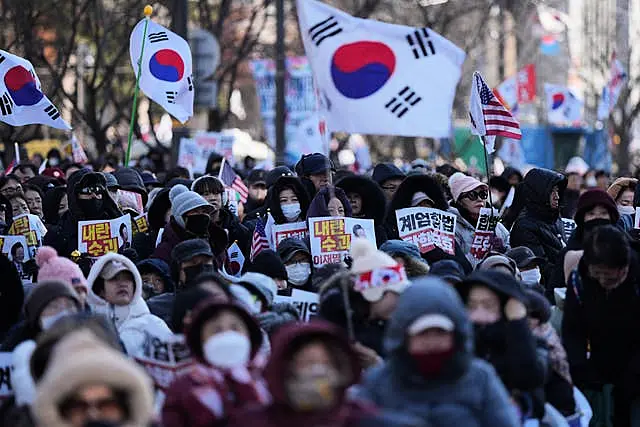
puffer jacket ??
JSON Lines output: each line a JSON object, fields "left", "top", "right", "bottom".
{"left": 510, "top": 168, "right": 568, "bottom": 283}
{"left": 355, "top": 278, "right": 520, "bottom": 427}
{"left": 86, "top": 253, "right": 172, "bottom": 356}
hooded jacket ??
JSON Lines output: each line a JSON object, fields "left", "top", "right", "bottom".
{"left": 86, "top": 253, "right": 171, "bottom": 356}
{"left": 306, "top": 186, "right": 353, "bottom": 219}
{"left": 245, "top": 176, "right": 310, "bottom": 227}
{"left": 276, "top": 238, "right": 315, "bottom": 292}
{"left": 33, "top": 330, "right": 154, "bottom": 427}
{"left": 355, "top": 278, "right": 520, "bottom": 427}
{"left": 0, "top": 254, "right": 23, "bottom": 343}
{"left": 43, "top": 169, "right": 122, "bottom": 257}
{"left": 384, "top": 175, "right": 472, "bottom": 273}
{"left": 137, "top": 258, "right": 175, "bottom": 294}
{"left": 510, "top": 168, "right": 568, "bottom": 284}
{"left": 336, "top": 175, "right": 389, "bottom": 246}
{"left": 230, "top": 321, "right": 425, "bottom": 427}
{"left": 41, "top": 185, "right": 67, "bottom": 228}
{"left": 113, "top": 167, "right": 148, "bottom": 206}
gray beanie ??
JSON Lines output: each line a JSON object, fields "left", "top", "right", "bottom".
{"left": 237, "top": 272, "right": 278, "bottom": 307}
{"left": 171, "top": 239, "right": 213, "bottom": 265}
{"left": 169, "top": 184, "right": 212, "bottom": 228}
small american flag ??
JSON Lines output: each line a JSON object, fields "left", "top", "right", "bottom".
{"left": 250, "top": 216, "right": 270, "bottom": 261}
{"left": 218, "top": 158, "right": 249, "bottom": 203}
{"left": 469, "top": 71, "right": 521, "bottom": 140}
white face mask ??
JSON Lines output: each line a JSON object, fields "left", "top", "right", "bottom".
{"left": 618, "top": 205, "right": 635, "bottom": 216}
{"left": 286, "top": 262, "right": 312, "bottom": 286}
{"left": 40, "top": 310, "right": 74, "bottom": 330}
{"left": 520, "top": 267, "right": 542, "bottom": 285}
{"left": 203, "top": 331, "right": 251, "bottom": 369}
{"left": 281, "top": 203, "right": 301, "bottom": 221}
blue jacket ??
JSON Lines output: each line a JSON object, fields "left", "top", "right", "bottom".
{"left": 355, "top": 278, "right": 519, "bottom": 427}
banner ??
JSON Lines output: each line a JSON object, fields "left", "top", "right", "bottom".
{"left": 494, "top": 64, "right": 536, "bottom": 112}
{"left": 133, "top": 213, "right": 149, "bottom": 235}
{"left": 470, "top": 208, "right": 500, "bottom": 260}
{"left": 250, "top": 57, "right": 322, "bottom": 163}
{"left": 0, "top": 352, "right": 13, "bottom": 399}
{"left": 134, "top": 332, "right": 193, "bottom": 391}
{"left": 562, "top": 218, "right": 577, "bottom": 237}
{"left": 77, "top": 215, "right": 132, "bottom": 257}
{"left": 9, "top": 213, "right": 45, "bottom": 257}
{"left": 308, "top": 217, "right": 375, "bottom": 267}
{"left": 274, "top": 289, "right": 319, "bottom": 322}
{"left": 177, "top": 132, "right": 235, "bottom": 175}
{"left": 271, "top": 221, "right": 308, "bottom": 249}
{"left": 395, "top": 207, "right": 456, "bottom": 255}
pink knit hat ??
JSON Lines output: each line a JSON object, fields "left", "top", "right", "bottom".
{"left": 448, "top": 172, "right": 488, "bottom": 203}
{"left": 36, "top": 247, "right": 88, "bottom": 293}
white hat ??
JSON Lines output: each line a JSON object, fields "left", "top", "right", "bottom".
{"left": 408, "top": 314, "right": 455, "bottom": 335}
{"left": 411, "top": 192, "right": 434, "bottom": 207}
{"left": 350, "top": 239, "right": 410, "bottom": 302}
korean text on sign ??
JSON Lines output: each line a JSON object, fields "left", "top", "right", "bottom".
{"left": 395, "top": 207, "right": 456, "bottom": 255}
{"left": 271, "top": 221, "right": 308, "bottom": 249}
{"left": 470, "top": 208, "right": 500, "bottom": 260}
{"left": 308, "top": 217, "right": 376, "bottom": 267}
{"left": 77, "top": 215, "right": 132, "bottom": 258}
{"left": 134, "top": 332, "right": 193, "bottom": 391}
{"left": 274, "top": 289, "right": 319, "bottom": 322}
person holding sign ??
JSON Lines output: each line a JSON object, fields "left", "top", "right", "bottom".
{"left": 44, "top": 169, "right": 122, "bottom": 258}
{"left": 307, "top": 186, "right": 352, "bottom": 219}
{"left": 337, "top": 174, "right": 389, "bottom": 246}
{"left": 448, "top": 173, "right": 510, "bottom": 267}
{"left": 277, "top": 238, "right": 314, "bottom": 292}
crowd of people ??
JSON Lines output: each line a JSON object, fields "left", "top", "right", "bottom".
{"left": 0, "top": 147, "right": 639, "bottom": 427}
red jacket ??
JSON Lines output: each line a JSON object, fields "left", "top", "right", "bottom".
{"left": 162, "top": 363, "right": 270, "bottom": 427}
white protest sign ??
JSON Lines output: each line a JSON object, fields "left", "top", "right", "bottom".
{"left": 395, "top": 207, "right": 456, "bottom": 255}
{"left": 177, "top": 132, "right": 235, "bottom": 175}
{"left": 0, "top": 352, "right": 14, "bottom": 399}
{"left": 562, "top": 218, "right": 578, "bottom": 237}
{"left": 271, "top": 221, "right": 308, "bottom": 249}
{"left": 77, "top": 214, "right": 132, "bottom": 257}
{"left": 470, "top": 208, "right": 500, "bottom": 260}
{"left": 634, "top": 208, "right": 640, "bottom": 229}
{"left": 0, "top": 235, "right": 32, "bottom": 282}
{"left": 308, "top": 217, "right": 376, "bottom": 267}
{"left": 9, "top": 213, "right": 45, "bottom": 258}
{"left": 274, "top": 289, "right": 319, "bottom": 322}
{"left": 134, "top": 332, "right": 193, "bottom": 391}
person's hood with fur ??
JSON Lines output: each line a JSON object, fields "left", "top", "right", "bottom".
{"left": 266, "top": 176, "right": 310, "bottom": 224}
{"left": 336, "top": 175, "right": 387, "bottom": 223}
{"left": 33, "top": 330, "right": 154, "bottom": 427}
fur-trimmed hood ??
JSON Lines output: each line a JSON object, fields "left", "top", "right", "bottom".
{"left": 33, "top": 330, "right": 154, "bottom": 427}
{"left": 336, "top": 175, "right": 387, "bottom": 223}
{"left": 265, "top": 176, "right": 310, "bottom": 224}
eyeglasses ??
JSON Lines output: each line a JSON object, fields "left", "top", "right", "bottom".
{"left": 60, "top": 396, "right": 123, "bottom": 419}
{"left": 462, "top": 189, "right": 488, "bottom": 201}
{"left": 1, "top": 185, "right": 21, "bottom": 195}
{"left": 78, "top": 185, "right": 105, "bottom": 196}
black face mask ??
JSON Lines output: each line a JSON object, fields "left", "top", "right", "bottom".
{"left": 77, "top": 198, "right": 104, "bottom": 219}
{"left": 185, "top": 214, "right": 211, "bottom": 237}
{"left": 582, "top": 217, "right": 612, "bottom": 235}
{"left": 182, "top": 263, "right": 215, "bottom": 287}
{"left": 473, "top": 321, "right": 506, "bottom": 357}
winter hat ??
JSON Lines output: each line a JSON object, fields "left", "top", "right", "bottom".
{"left": 295, "top": 153, "right": 334, "bottom": 176}
{"left": 35, "top": 246, "right": 87, "bottom": 293}
{"left": 247, "top": 250, "right": 288, "bottom": 281}
{"left": 266, "top": 166, "right": 294, "bottom": 188}
{"left": 171, "top": 238, "right": 213, "bottom": 265}
{"left": 379, "top": 240, "right": 423, "bottom": 263}
{"left": 372, "top": 163, "right": 405, "bottom": 185}
{"left": 448, "top": 172, "right": 488, "bottom": 203}
{"left": 33, "top": 330, "right": 154, "bottom": 427}
{"left": 476, "top": 254, "right": 518, "bottom": 277}
{"left": 24, "top": 281, "right": 80, "bottom": 328}
{"left": 237, "top": 272, "right": 278, "bottom": 307}
{"left": 607, "top": 177, "right": 637, "bottom": 201}
{"left": 102, "top": 172, "right": 119, "bottom": 190}
{"left": 574, "top": 188, "right": 619, "bottom": 227}
{"left": 169, "top": 184, "right": 213, "bottom": 228}
{"left": 429, "top": 260, "right": 465, "bottom": 284}
{"left": 525, "top": 289, "right": 551, "bottom": 323}
{"left": 276, "top": 238, "right": 311, "bottom": 264}
{"left": 350, "top": 239, "right": 410, "bottom": 302}
{"left": 140, "top": 172, "right": 161, "bottom": 187}
{"left": 41, "top": 167, "right": 65, "bottom": 182}
{"left": 410, "top": 191, "right": 434, "bottom": 207}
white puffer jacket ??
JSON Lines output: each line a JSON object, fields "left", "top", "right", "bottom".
{"left": 87, "top": 253, "right": 172, "bottom": 356}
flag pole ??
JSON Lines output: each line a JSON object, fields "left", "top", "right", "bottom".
{"left": 480, "top": 135, "right": 494, "bottom": 208}
{"left": 125, "top": 5, "right": 153, "bottom": 168}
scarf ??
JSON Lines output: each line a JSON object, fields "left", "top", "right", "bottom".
{"left": 533, "top": 322, "right": 572, "bottom": 384}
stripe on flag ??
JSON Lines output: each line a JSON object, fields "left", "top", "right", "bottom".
{"left": 250, "top": 217, "right": 270, "bottom": 261}
{"left": 470, "top": 72, "right": 521, "bottom": 140}
{"left": 219, "top": 159, "right": 249, "bottom": 203}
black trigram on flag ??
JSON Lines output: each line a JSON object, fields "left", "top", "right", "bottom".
{"left": 166, "top": 91, "right": 177, "bottom": 104}
{"left": 385, "top": 86, "right": 422, "bottom": 118}
{"left": 308, "top": 16, "right": 342, "bottom": 47}
{"left": 149, "top": 32, "right": 169, "bottom": 44}
{"left": 44, "top": 104, "right": 60, "bottom": 120}
{"left": 187, "top": 76, "right": 193, "bottom": 91}
{"left": 407, "top": 28, "right": 436, "bottom": 59}
{"left": 0, "top": 92, "right": 13, "bottom": 115}
{"left": 0, "top": 53, "right": 5, "bottom": 66}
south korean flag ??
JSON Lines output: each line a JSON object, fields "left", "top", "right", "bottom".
{"left": 297, "top": 0, "right": 465, "bottom": 138}
{"left": 0, "top": 50, "right": 71, "bottom": 130}
{"left": 130, "top": 19, "right": 194, "bottom": 123}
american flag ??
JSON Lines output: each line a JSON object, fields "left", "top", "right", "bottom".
{"left": 218, "top": 158, "right": 249, "bottom": 203}
{"left": 469, "top": 71, "right": 521, "bottom": 140}
{"left": 250, "top": 216, "right": 270, "bottom": 261}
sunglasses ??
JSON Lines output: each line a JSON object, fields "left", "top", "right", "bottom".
{"left": 61, "top": 396, "right": 122, "bottom": 418}
{"left": 462, "top": 189, "right": 488, "bottom": 202}
{"left": 78, "top": 185, "right": 105, "bottom": 195}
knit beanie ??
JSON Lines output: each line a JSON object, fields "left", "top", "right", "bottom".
{"left": 169, "top": 184, "right": 212, "bottom": 228}
{"left": 237, "top": 272, "right": 278, "bottom": 307}
{"left": 35, "top": 247, "right": 87, "bottom": 293}
{"left": 448, "top": 172, "right": 488, "bottom": 203}
{"left": 574, "top": 189, "right": 619, "bottom": 227}
{"left": 25, "top": 281, "right": 80, "bottom": 328}
{"left": 371, "top": 163, "right": 405, "bottom": 185}
{"left": 247, "top": 250, "right": 288, "bottom": 281}
{"left": 350, "top": 239, "right": 410, "bottom": 302}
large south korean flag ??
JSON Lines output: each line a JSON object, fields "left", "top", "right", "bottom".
{"left": 297, "top": 0, "right": 466, "bottom": 138}
{"left": 130, "top": 19, "right": 194, "bottom": 123}
{"left": 0, "top": 50, "right": 71, "bottom": 130}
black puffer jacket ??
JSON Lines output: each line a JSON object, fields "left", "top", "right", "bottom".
{"left": 43, "top": 169, "right": 122, "bottom": 258}
{"left": 510, "top": 168, "right": 568, "bottom": 284}
{"left": 336, "top": 175, "right": 388, "bottom": 246}
{"left": 0, "top": 254, "right": 23, "bottom": 343}
{"left": 384, "top": 175, "right": 472, "bottom": 273}
{"left": 243, "top": 176, "right": 310, "bottom": 230}
{"left": 216, "top": 207, "right": 251, "bottom": 256}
